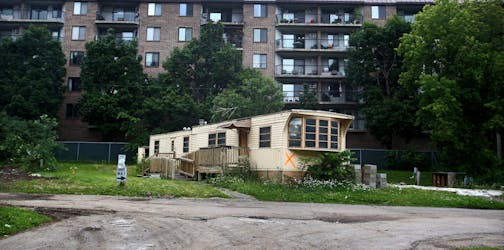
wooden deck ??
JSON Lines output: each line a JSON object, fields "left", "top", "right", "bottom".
{"left": 177, "top": 146, "right": 247, "bottom": 180}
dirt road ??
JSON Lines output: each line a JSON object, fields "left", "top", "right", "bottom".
{"left": 0, "top": 192, "right": 503, "bottom": 250}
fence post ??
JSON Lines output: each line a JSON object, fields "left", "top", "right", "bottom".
{"left": 76, "top": 143, "right": 80, "bottom": 161}
{"left": 108, "top": 143, "right": 112, "bottom": 163}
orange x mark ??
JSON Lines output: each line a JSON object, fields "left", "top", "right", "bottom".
{"left": 284, "top": 152, "right": 296, "bottom": 169}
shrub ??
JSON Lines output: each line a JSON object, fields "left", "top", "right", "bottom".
{"left": 384, "top": 150, "right": 427, "bottom": 170}
{"left": 0, "top": 112, "right": 62, "bottom": 171}
{"left": 301, "top": 150, "right": 354, "bottom": 181}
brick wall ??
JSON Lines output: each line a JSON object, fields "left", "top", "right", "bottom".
{"left": 58, "top": 1, "right": 100, "bottom": 141}
{"left": 138, "top": 2, "right": 201, "bottom": 77}
{"left": 363, "top": 5, "right": 397, "bottom": 26}
{"left": 242, "top": 3, "right": 276, "bottom": 78}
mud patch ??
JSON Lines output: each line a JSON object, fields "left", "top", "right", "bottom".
{"left": 33, "top": 207, "right": 115, "bottom": 221}
{"left": 0, "top": 167, "right": 55, "bottom": 182}
{"left": 0, "top": 193, "right": 54, "bottom": 200}
{"left": 83, "top": 226, "right": 102, "bottom": 231}
{"left": 315, "top": 215, "right": 399, "bottom": 224}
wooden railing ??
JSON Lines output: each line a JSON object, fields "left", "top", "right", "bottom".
{"left": 198, "top": 146, "right": 241, "bottom": 168}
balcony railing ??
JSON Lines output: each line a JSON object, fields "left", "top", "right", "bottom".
{"left": 276, "top": 64, "right": 346, "bottom": 77}
{"left": 223, "top": 34, "right": 242, "bottom": 48}
{"left": 0, "top": 9, "right": 63, "bottom": 22}
{"left": 96, "top": 34, "right": 137, "bottom": 43}
{"left": 276, "top": 38, "right": 349, "bottom": 50}
{"left": 276, "top": 12, "right": 362, "bottom": 25}
{"left": 201, "top": 13, "right": 244, "bottom": 25}
{"left": 283, "top": 89, "right": 359, "bottom": 104}
{"left": 96, "top": 11, "right": 139, "bottom": 23}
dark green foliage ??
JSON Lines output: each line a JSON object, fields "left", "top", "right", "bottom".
{"left": 398, "top": 0, "right": 504, "bottom": 181}
{"left": 299, "top": 84, "right": 318, "bottom": 110}
{"left": 384, "top": 150, "right": 428, "bottom": 171}
{"left": 162, "top": 22, "right": 242, "bottom": 105}
{"left": 0, "top": 112, "right": 62, "bottom": 171}
{"left": 0, "top": 25, "right": 65, "bottom": 119}
{"left": 347, "top": 17, "right": 420, "bottom": 148}
{"left": 78, "top": 29, "right": 147, "bottom": 141}
{"left": 210, "top": 69, "right": 283, "bottom": 122}
{"left": 303, "top": 151, "right": 354, "bottom": 181}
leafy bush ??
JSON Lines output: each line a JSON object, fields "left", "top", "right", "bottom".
{"left": 301, "top": 150, "right": 354, "bottom": 181}
{"left": 0, "top": 112, "right": 62, "bottom": 171}
{"left": 384, "top": 150, "right": 427, "bottom": 170}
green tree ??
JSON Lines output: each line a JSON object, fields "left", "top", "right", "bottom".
{"left": 211, "top": 69, "right": 283, "bottom": 122}
{"left": 0, "top": 112, "right": 61, "bottom": 171}
{"left": 347, "top": 17, "right": 419, "bottom": 148}
{"left": 0, "top": 25, "right": 66, "bottom": 119}
{"left": 298, "top": 84, "right": 318, "bottom": 110}
{"left": 162, "top": 22, "right": 242, "bottom": 106}
{"left": 398, "top": 0, "right": 504, "bottom": 179}
{"left": 78, "top": 30, "right": 147, "bottom": 141}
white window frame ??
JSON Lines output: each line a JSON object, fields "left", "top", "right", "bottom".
{"left": 178, "top": 27, "right": 192, "bottom": 41}
{"left": 253, "top": 4, "right": 267, "bottom": 17}
{"left": 371, "top": 6, "right": 385, "bottom": 19}
{"left": 146, "top": 27, "right": 160, "bottom": 41}
{"left": 253, "top": 54, "right": 267, "bottom": 69}
{"left": 179, "top": 3, "right": 193, "bottom": 17}
{"left": 145, "top": 52, "right": 160, "bottom": 67}
{"left": 253, "top": 28, "right": 267, "bottom": 43}
{"left": 73, "top": 2, "right": 87, "bottom": 15}
{"left": 71, "top": 26, "right": 86, "bottom": 40}
{"left": 148, "top": 3, "right": 162, "bottom": 16}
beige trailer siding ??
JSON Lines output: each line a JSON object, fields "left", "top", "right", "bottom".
{"left": 249, "top": 112, "right": 290, "bottom": 150}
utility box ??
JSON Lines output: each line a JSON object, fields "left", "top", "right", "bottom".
{"left": 116, "top": 154, "right": 127, "bottom": 184}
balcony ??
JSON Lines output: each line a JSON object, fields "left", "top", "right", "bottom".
{"left": 0, "top": 6, "right": 63, "bottom": 24}
{"left": 96, "top": 33, "right": 137, "bottom": 43}
{"left": 276, "top": 37, "right": 350, "bottom": 53}
{"left": 275, "top": 63, "right": 346, "bottom": 78}
{"left": 201, "top": 7, "right": 243, "bottom": 26}
{"left": 282, "top": 83, "right": 359, "bottom": 104}
{"left": 275, "top": 8, "right": 362, "bottom": 27}
{"left": 95, "top": 7, "right": 139, "bottom": 26}
{"left": 223, "top": 30, "right": 242, "bottom": 48}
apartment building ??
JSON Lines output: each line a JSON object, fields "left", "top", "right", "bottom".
{"left": 0, "top": 0, "right": 430, "bottom": 149}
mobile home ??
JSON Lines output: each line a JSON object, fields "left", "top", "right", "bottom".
{"left": 144, "top": 109, "right": 353, "bottom": 180}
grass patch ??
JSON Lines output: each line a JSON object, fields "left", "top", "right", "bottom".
{"left": 0, "top": 162, "right": 227, "bottom": 198}
{"left": 382, "top": 170, "right": 433, "bottom": 185}
{"left": 211, "top": 180, "right": 504, "bottom": 209}
{"left": 0, "top": 206, "right": 51, "bottom": 237}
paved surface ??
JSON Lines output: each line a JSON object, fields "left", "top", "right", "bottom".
{"left": 0, "top": 192, "right": 503, "bottom": 250}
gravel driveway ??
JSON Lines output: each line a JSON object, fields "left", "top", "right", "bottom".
{"left": 0, "top": 192, "right": 503, "bottom": 250}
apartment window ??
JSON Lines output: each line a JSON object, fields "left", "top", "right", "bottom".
{"left": 171, "top": 140, "right": 175, "bottom": 152}
{"left": 183, "top": 136, "right": 189, "bottom": 153}
{"left": 259, "top": 127, "right": 271, "bottom": 148}
{"left": 288, "top": 117, "right": 339, "bottom": 149}
{"left": 371, "top": 6, "right": 386, "bottom": 19}
{"left": 252, "top": 54, "right": 267, "bottom": 69}
{"left": 180, "top": 3, "right": 193, "bottom": 17}
{"left": 178, "top": 27, "right": 193, "bottom": 41}
{"left": 253, "top": 4, "right": 267, "bottom": 17}
{"left": 154, "top": 140, "right": 159, "bottom": 154}
{"left": 71, "top": 26, "right": 86, "bottom": 40}
{"left": 73, "top": 2, "right": 87, "bottom": 15}
{"left": 145, "top": 52, "right": 160, "bottom": 67}
{"left": 253, "top": 28, "right": 267, "bottom": 43}
{"left": 65, "top": 104, "right": 79, "bottom": 118}
{"left": 69, "top": 51, "right": 84, "bottom": 65}
{"left": 67, "top": 77, "right": 81, "bottom": 92}
{"left": 208, "top": 132, "right": 226, "bottom": 147}
{"left": 146, "top": 27, "right": 160, "bottom": 41}
{"left": 148, "top": 3, "right": 162, "bottom": 16}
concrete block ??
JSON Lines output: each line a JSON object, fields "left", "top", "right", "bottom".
{"left": 376, "top": 173, "right": 387, "bottom": 188}
{"left": 354, "top": 164, "right": 362, "bottom": 184}
{"left": 363, "top": 164, "right": 377, "bottom": 188}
